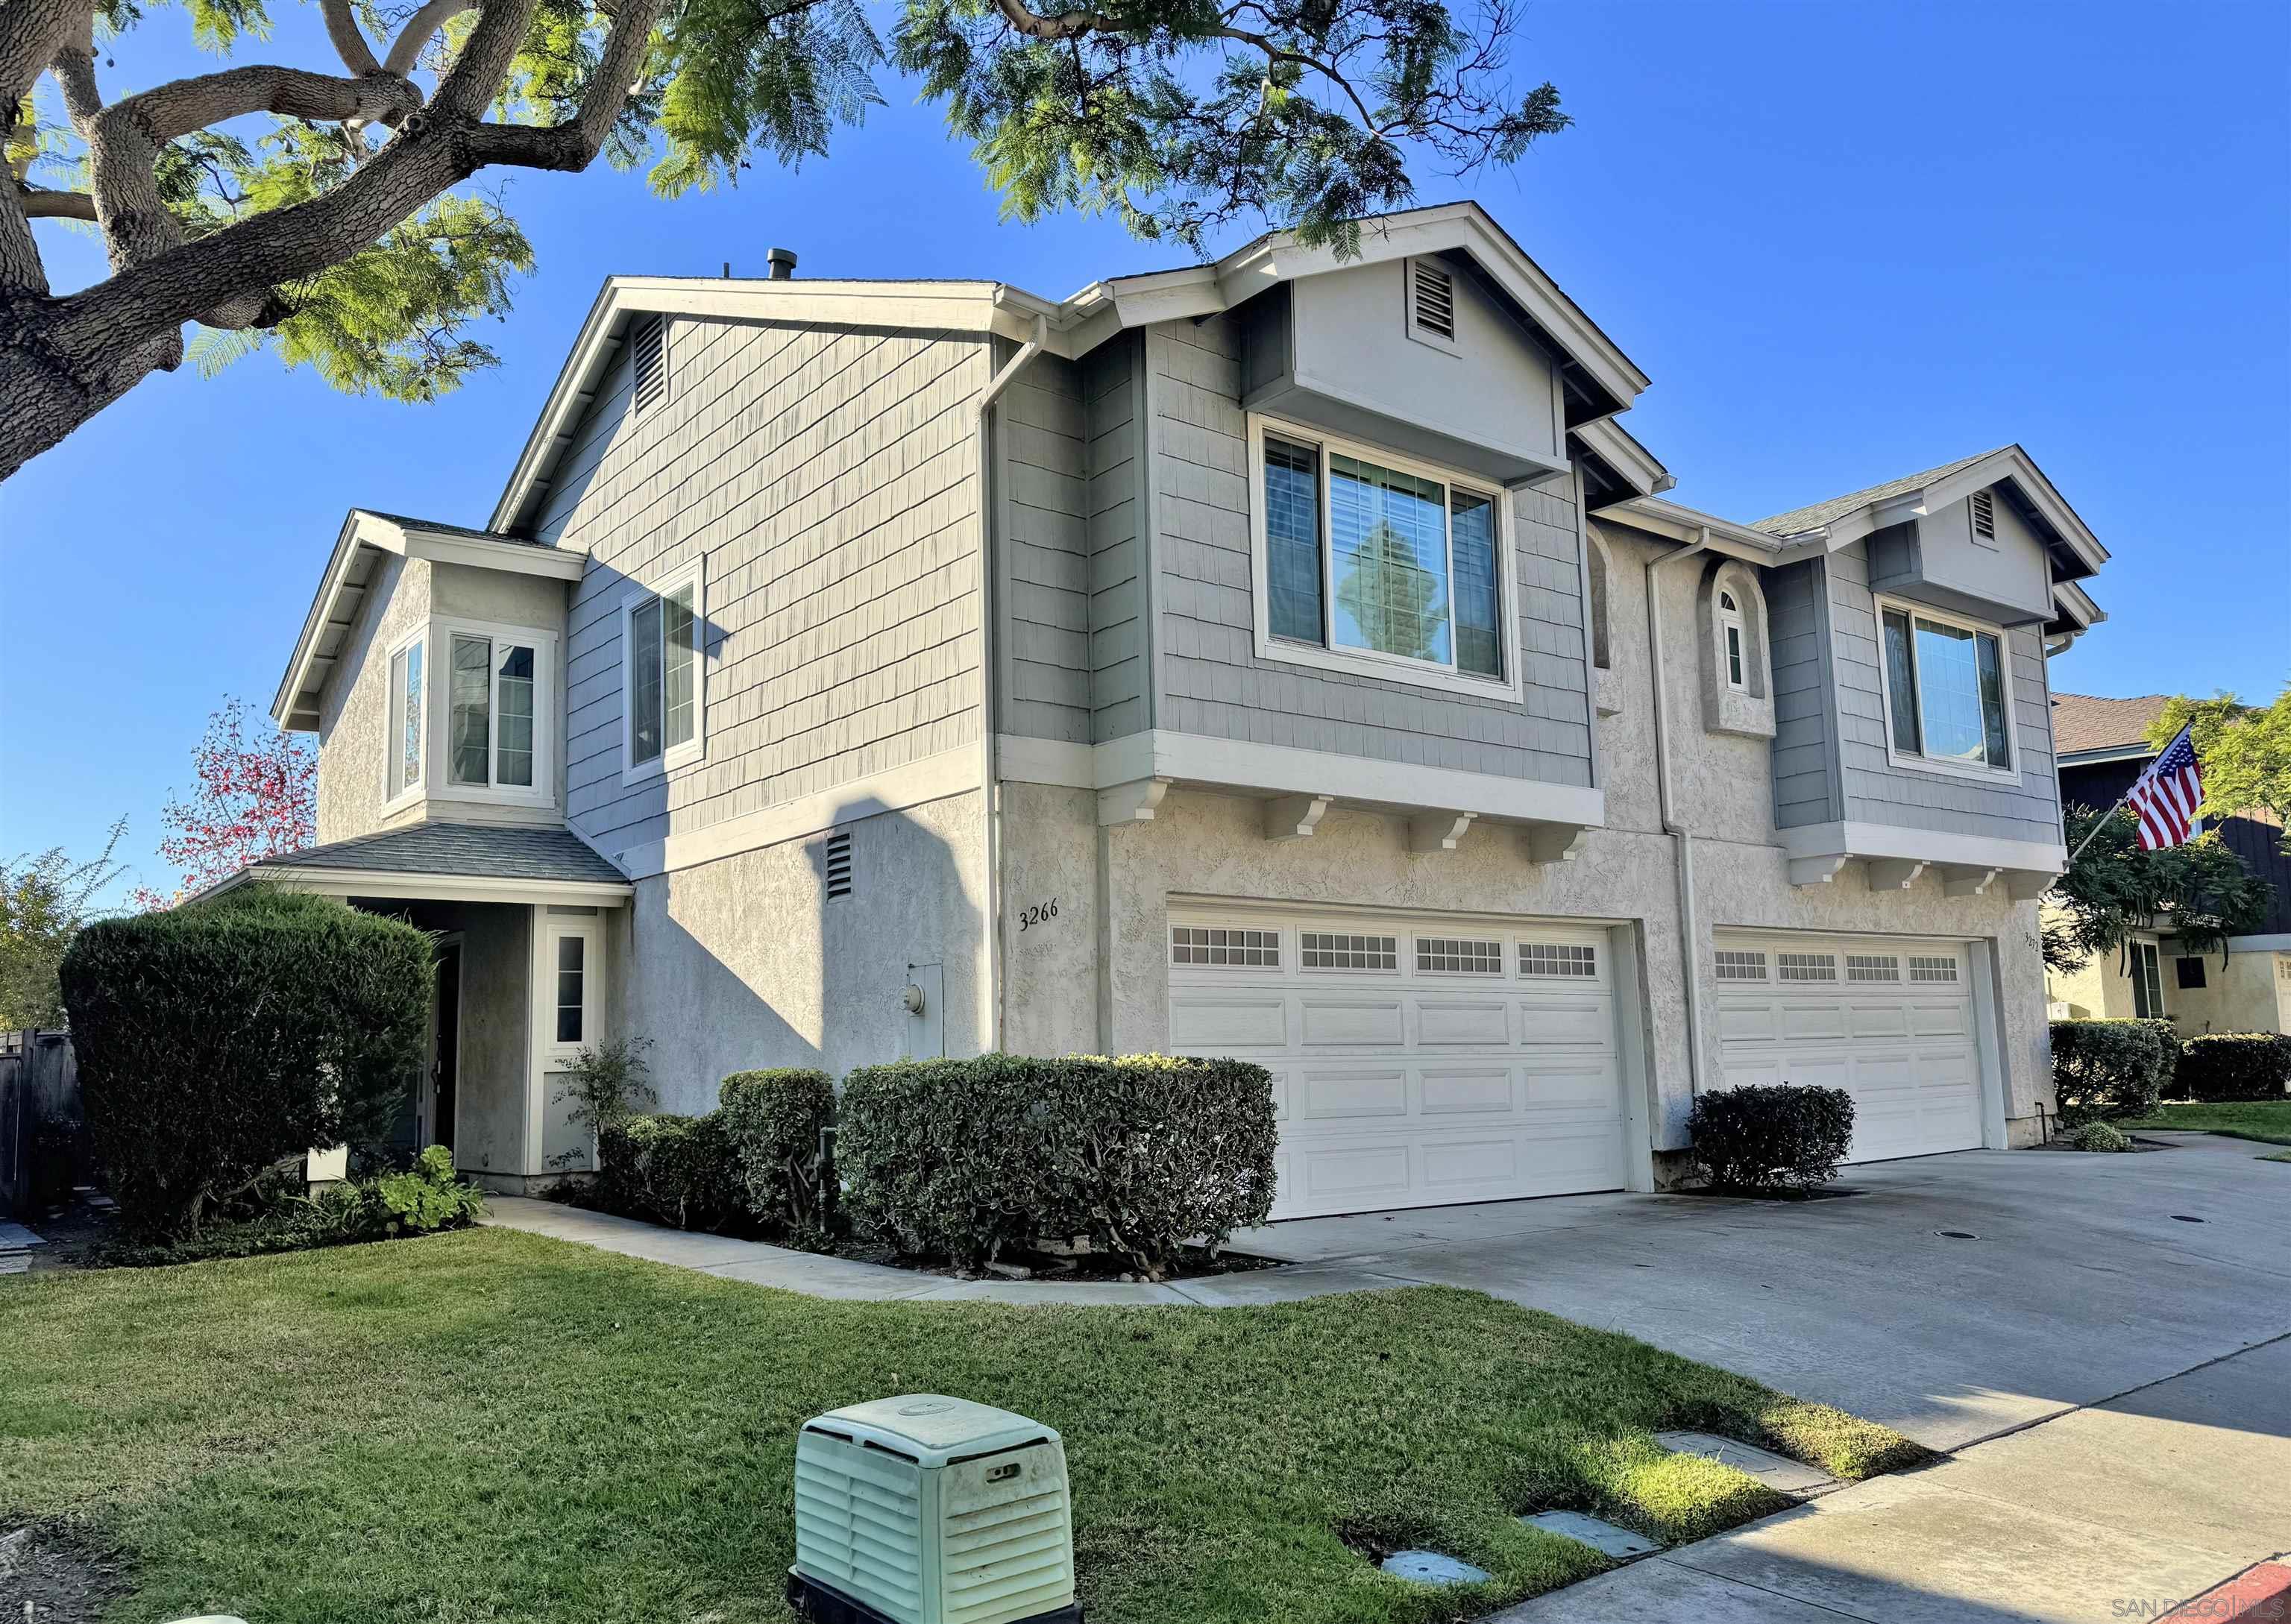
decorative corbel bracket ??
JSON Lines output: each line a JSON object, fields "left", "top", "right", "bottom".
{"left": 1407, "top": 811, "right": 1477, "bottom": 855}
{"left": 1865, "top": 858, "right": 1929, "bottom": 891}
{"left": 1522, "top": 822, "right": 1588, "bottom": 866}
{"left": 1098, "top": 778, "right": 1171, "bottom": 826}
{"left": 1788, "top": 854, "right": 1850, "bottom": 888}
{"left": 1263, "top": 794, "right": 1333, "bottom": 842}
{"left": 1940, "top": 865, "right": 2002, "bottom": 898}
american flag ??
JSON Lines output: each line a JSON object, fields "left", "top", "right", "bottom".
{"left": 2127, "top": 725, "right": 2204, "bottom": 851}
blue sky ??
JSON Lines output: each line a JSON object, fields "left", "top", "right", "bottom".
{"left": 4, "top": 0, "right": 2287, "bottom": 898}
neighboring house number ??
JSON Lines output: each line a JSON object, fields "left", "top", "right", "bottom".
{"left": 1018, "top": 898, "right": 1060, "bottom": 931}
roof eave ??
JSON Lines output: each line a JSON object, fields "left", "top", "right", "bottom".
{"left": 1571, "top": 417, "right": 1674, "bottom": 503}
{"left": 1599, "top": 495, "right": 1782, "bottom": 563}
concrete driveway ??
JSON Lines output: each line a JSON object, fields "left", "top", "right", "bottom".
{"left": 1237, "top": 1131, "right": 2291, "bottom": 1451}
{"left": 1239, "top": 1132, "right": 2291, "bottom": 1623}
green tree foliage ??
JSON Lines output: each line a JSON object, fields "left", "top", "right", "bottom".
{"left": 2150, "top": 683, "right": 2291, "bottom": 852}
{"left": 2044, "top": 802, "right": 2269, "bottom": 977}
{"left": 0, "top": 818, "right": 127, "bottom": 1030}
{"left": 5, "top": 0, "right": 1567, "bottom": 476}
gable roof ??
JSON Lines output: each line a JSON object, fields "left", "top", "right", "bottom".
{"left": 272, "top": 509, "right": 585, "bottom": 731}
{"left": 2051, "top": 693, "right": 2169, "bottom": 758}
{"left": 1754, "top": 443, "right": 2108, "bottom": 585}
{"left": 487, "top": 201, "right": 1653, "bottom": 535}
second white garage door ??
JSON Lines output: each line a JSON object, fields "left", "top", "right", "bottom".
{"left": 1167, "top": 907, "right": 1631, "bottom": 1220}
{"left": 1712, "top": 931, "right": 1984, "bottom": 1163}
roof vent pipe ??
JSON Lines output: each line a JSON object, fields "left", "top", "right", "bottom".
{"left": 765, "top": 247, "right": 797, "bottom": 280}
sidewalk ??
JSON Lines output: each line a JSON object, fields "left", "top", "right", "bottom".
{"left": 1489, "top": 1334, "right": 2291, "bottom": 1624}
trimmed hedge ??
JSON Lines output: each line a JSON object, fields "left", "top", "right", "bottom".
{"left": 718, "top": 1068, "right": 836, "bottom": 1235}
{"left": 596, "top": 1111, "right": 743, "bottom": 1231}
{"left": 1688, "top": 1083, "right": 1855, "bottom": 1195}
{"left": 839, "top": 1054, "right": 1278, "bottom": 1279}
{"left": 58, "top": 887, "right": 430, "bottom": 1239}
{"left": 2051, "top": 1019, "right": 2175, "bottom": 1124}
{"left": 2175, "top": 1033, "right": 2291, "bottom": 1102}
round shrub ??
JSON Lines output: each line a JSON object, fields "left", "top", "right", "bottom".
{"left": 2175, "top": 1033, "right": 2291, "bottom": 1102}
{"left": 717, "top": 1068, "right": 835, "bottom": 1234}
{"left": 1687, "top": 1083, "right": 1855, "bottom": 1195}
{"left": 838, "top": 1053, "right": 1278, "bottom": 1279}
{"left": 2063, "top": 1121, "right": 2131, "bottom": 1153}
{"left": 58, "top": 886, "right": 430, "bottom": 1239}
{"left": 595, "top": 1111, "right": 742, "bottom": 1230}
{"left": 2051, "top": 1019, "right": 2175, "bottom": 1124}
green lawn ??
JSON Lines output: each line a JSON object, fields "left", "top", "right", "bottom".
{"left": 2119, "top": 1099, "right": 2291, "bottom": 1145}
{"left": 0, "top": 1227, "right": 1919, "bottom": 1624}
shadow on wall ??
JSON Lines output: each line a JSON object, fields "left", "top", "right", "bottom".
{"left": 620, "top": 796, "right": 981, "bottom": 1116}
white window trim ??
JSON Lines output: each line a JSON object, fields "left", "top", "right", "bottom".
{"left": 620, "top": 557, "right": 706, "bottom": 785}
{"left": 382, "top": 624, "right": 427, "bottom": 815}
{"left": 2129, "top": 937, "right": 2167, "bottom": 1020}
{"left": 430, "top": 616, "right": 559, "bottom": 811}
{"left": 1245, "top": 413, "right": 1523, "bottom": 702}
{"left": 1717, "top": 591, "right": 1748, "bottom": 693}
{"left": 1872, "top": 594, "right": 2022, "bottom": 786}
{"left": 1402, "top": 256, "right": 1462, "bottom": 356}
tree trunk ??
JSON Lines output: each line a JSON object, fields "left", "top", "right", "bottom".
{"left": 0, "top": 298, "right": 180, "bottom": 482}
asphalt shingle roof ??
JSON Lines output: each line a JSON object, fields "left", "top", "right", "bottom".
{"left": 2050, "top": 693, "right": 2170, "bottom": 758}
{"left": 1754, "top": 448, "right": 2008, "bottom": 537}
{"left": 253, "top": 823, "right": 628, "bottom": 885}
{"left": 353, "top": 509, "right": 553, "bottom": 548}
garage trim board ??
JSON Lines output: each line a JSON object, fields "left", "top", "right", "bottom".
{"left": 1712, "top": 930, "right": 1983, "bottom": 1164}
{"left": 1167, "top": 905, "right": 1632, "bottom": 1220}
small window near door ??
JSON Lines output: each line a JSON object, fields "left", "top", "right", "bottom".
{"left": 2130, "top": 941, "right": 2166, "bottom": 1019}
{"left": 2175, "top": 955, "right": 2207, "bottom": 990}
{"left": 555, "top": 936, "right": 586, "bottom": 1043}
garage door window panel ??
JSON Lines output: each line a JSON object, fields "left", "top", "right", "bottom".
{"left": 1172, "top": 926, "right": 1280, "bottom": 967}
{"left": 1418, "top": 937, "right": 1503, "bottom": 975}
{"left": 1778, "top": 952, "right": 1838, "bottom": 983}
{"left": 1521, "top": 942, "right": 1597, "bottom": 978}
{"left": 1301, "top": 932, "right": 1398, "bottom": 972}
{"left": 1715, "top": 950, "right": 1768, "bottom": 983}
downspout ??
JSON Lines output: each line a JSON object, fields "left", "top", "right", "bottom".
{"left": 1646, "top": 532, "right": 1712, "bottom": 1110}
{"left": 974, "top": 309, "right": 1047, "bottom": 1054}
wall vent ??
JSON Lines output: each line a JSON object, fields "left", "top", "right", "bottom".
{"left": 1970, "top": 488, "right": 1996, "bottom": 540}
{"left": 825, "top": 830, "right": 852, "bottom": 898}
{"left": 1410, "top": 259, "right": 1456, "bottom": 342}
{"left": 631, "top": 314, "right": 667, "bottom": 415}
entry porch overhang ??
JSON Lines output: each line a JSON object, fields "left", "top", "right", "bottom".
{"left": 203, "top": 822, "right": 633, "bottom": 908}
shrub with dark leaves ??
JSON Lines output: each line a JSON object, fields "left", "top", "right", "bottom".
{"left": 595, "top": 1111, "right": 744, "bottom": 1231}
{"left": 2051, "top": 1019, "right": 2175, "bottom": 1124}
{"left": 2175, "top": 1033, "right": 2291, "bottom": 1103}
{"left": 1688, "top": 1083, "right": 1855, "bottom": 1195}
{"left": 838, "top": 1054, "right": 1277, "bottom": 1280}
{"left": 717, "top": 1068, "right": 836, "bottom": 1236}
{"left": 59, "top": 886, "right": 430, "bottom": 1240}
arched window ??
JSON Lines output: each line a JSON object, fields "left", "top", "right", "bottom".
{"left": 1717, "top": 590, "right": 1747, "bottom": 691}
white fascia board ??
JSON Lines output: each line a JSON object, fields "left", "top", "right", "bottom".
{"left": 998, "top": 729, "right": 1606, "bottom": 828}
{"left": 1781, "top": 820, "right": 2068, "bottom": 875}
{"left": 397, "top": 529, "right": 587, "bottom": 582}
{"left": 2058, "top": 743, "right": 2154, "bottom": 767}
{"left": 272, "top": 510, "right": 374, "bottom": 727}
{"left": 248, "top": 866, "right": 632, "bottom": 907}
{"left": 1574, "top": 418, "right": 1674, "bottom": 500}
{"left": 1916, "top": 447, "right": 2108, "bottom": 577}
{"left": 1600, "top": 497, "right": 1781, "bottom": 563}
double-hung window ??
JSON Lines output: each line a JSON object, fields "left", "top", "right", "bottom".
{"left": 1251, "top": 417, "right": 1515, "bottom": 695}
{"left": 623, "top": 560, "right": 704, "bottom": 778}
{"left": 447, "top": 632, "right": 540, "bottom": 790}
{"left": 1877, "top": 597, "right": 2014, "bottom": 775}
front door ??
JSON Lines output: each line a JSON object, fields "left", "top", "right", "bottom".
{"left": 431, "top": 941, "right": 462, "bottom": 1154}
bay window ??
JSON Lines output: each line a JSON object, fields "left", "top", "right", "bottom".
{"left": 1877, "top": 598, "right": 2014, "bottom": 775}
{"left": 623, "top": 560, "right": 704, "bottom": 778}
{"left": 1251, "top": 417, "right": 1515, "bottom": 694}
{"left": 447, "top": 632, "right": 538, "bottom": 790}
{"left": 384, "top": 617, "right": 553, "bottom": 807}
{"left": 386, "top": 635, "right": 424, "bottom": 798}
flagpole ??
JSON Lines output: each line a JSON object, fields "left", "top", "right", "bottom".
{"left": 2064, "top": 798, "right": 2128, "bottom": 868}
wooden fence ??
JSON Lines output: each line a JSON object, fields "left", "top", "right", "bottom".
{"left": 0, "top": 1030, "right": 82, "bottom": 1218}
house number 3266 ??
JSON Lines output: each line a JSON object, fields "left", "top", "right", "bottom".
{"left": 1018, "top": 898, "right": 1060, "bottom": 931}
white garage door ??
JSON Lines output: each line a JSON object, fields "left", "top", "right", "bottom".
{"left": 1167, "top": 907, "right": 1630, "bottom": 1220}
{"left": 1712, "top": 931, "right": 1984, "bottom": 1163}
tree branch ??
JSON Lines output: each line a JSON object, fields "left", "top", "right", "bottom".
{"left": 0, "top": 178, "right": 45, "bottom": 294}
{"left": 382, "top": 0, "right": 478, "bottom": 79}
{"left": 0, "top": 0, "right": 87, "bottom": 106}
{"left": 319, "top": 0, "right": 383, "bottom": 77}
{"left": 991, "top": 0, "right": 1115, "bottom": 44}
{"left": 16, "top": 185, "right": 96, "bottom": 218}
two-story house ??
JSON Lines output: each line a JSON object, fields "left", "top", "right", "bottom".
{"left": 2045, "top": 692, "right": 2291, "bottom": 1032}
{"left": 230, "top": 202, "right": 2111, "bottom": 1212}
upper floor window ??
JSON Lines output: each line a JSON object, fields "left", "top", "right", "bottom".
{"left": 386, "top": 633, "right": 424, "bottom": 799}
{"left": 1248, "top": 415, "right": 1518, "bottom": 699}
{"left": 1877, "top": 597, "right": 2014, "bottom": 777}
{"left": 447, "top": 632, "right": 538, "bottom": 790}
{"left": 1717, "top": 591, "right": 1747, "bottom": 690}
{"left": 623, "top": 559, "right": 704, "bottom": 779}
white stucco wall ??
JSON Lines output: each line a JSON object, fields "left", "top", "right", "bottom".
{"left": 614, "top": 789, "right": 989, "bottom": 1115}
{"left": 316, "top": 554, "right": 430, "bottom": 843}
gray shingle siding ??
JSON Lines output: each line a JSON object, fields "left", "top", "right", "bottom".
{"left": 1823, "top": 541, "right": 2062, "bottom": 845}
{"left": 994, "top": 347, "right": 1091, "bottom": 743}
{"left": 538, "top": 315, "right": 990, "bottom": 855}
{"left": 1084, "top": 331, "right": 1149, "bottom": 741}
{"left": 1767, "top": 557, "right": 1841, "bottom": 828}
{"left": 1145, "top": 315, "right": 1594, "bottom": 785}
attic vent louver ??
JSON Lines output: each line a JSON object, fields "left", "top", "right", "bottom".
{"left": 1411, "top": 259, "right": 1456, "bottom": 342}
{"left": 825, "top": 831, "right": 852, "bottom": 898}
{"left": 1970, "top": 488, "right": 1996, "bottom": 540}
{"left": 631, "top": 315, "right": 667, "bottom": 415}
